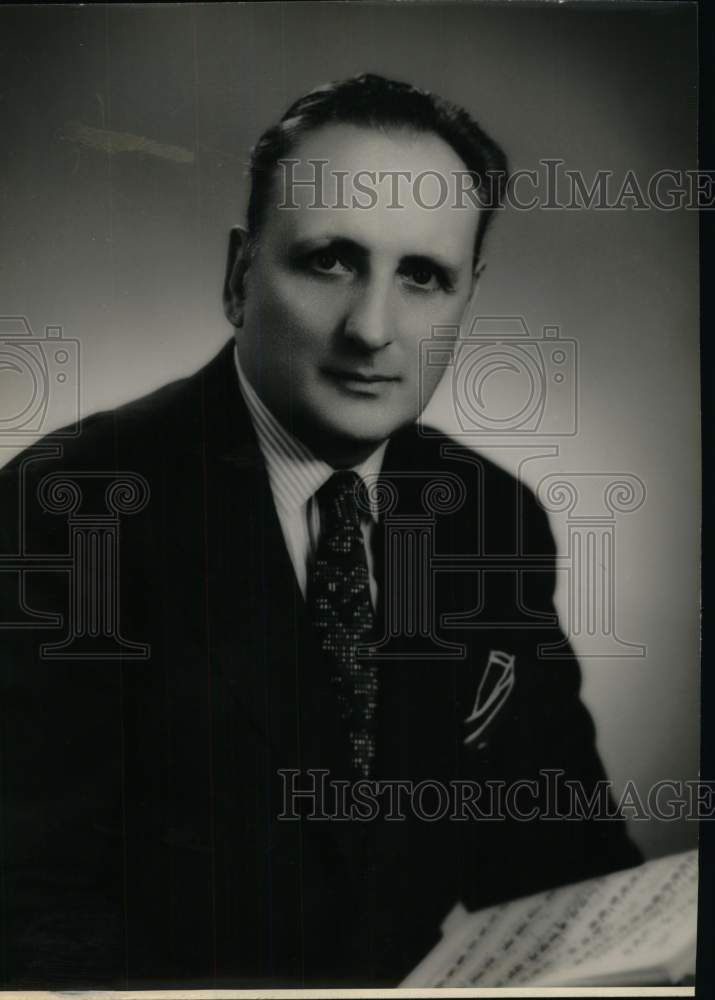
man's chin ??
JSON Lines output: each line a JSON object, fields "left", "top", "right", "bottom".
{"left": 295, "top": 414, "right": 407, "bottom": 467}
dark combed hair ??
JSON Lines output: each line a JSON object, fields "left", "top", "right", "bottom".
{"left": 246, "top": 73, "right": 509, "bottom": 268}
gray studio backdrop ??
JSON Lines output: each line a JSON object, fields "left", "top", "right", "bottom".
{"left": 0, "top": 2, "right": 699, "bottom": 859}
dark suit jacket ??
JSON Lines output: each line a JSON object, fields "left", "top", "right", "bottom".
{"left": 0, "top": 340, "right": 641, "bottom": 988}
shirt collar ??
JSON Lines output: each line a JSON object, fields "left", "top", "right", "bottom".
{"left": 234, "top": 345, "right": 387, "bottom": 521}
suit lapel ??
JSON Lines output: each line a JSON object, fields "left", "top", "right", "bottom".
{"left": 372, "top": 427, "right": 496, "bottom": 780}
{"left": 191, "top": 343, "right": 351, "bottom": 776}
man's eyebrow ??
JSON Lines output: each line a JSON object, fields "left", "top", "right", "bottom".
{"left": 288, "top": 236, "right": 368, "bottom": 262}
{"left": 288, "top": 236, "right": 461, "bottom": 279}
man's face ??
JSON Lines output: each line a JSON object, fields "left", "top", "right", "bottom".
{"left": 230, "top": 124, "right": 481, "bottom": 465}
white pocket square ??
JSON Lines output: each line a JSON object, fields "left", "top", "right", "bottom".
{"left": 464, "top": 649, "right": 516, "bottom": 746}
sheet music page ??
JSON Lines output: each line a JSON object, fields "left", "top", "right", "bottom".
{"left": 402, "top": 849, "right": 697, "bottom": 988}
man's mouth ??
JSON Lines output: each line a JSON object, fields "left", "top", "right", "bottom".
{"left": 322, "top": 368, "right": 400, "bottom": 396}
{"left": 323, "top": 368, "right": 400, "bottom": 383}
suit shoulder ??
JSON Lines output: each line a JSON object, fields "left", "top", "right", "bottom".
{"left": 0, "top": 353, "right": 222, "bottom": 481}
{"left": 414, "top": 425, "right": 543, "bottom": 503}
{"left": 411, "top": 425, "right": 554, "bottom": 549}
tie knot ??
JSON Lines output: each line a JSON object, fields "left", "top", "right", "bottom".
{"left": 317, "top": 470, "right": 364, "bottom": 531}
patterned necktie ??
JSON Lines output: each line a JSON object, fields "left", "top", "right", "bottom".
{"left": 307, "top": 470, "right": 378, "bottom": 779}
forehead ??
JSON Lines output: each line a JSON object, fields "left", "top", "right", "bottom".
{"left": 262, "top": 123, "right": 481, "bottom": 262}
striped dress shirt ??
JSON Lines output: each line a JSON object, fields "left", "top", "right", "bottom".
{"left": 233, "top": 346, "right": 387, "bottom": 606}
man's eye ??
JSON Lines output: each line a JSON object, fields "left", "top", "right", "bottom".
{"left": 310, "top": 250, "right": 351, "bottom": 274}
{"left": 400, "top": 266, "right": 442, "bottom": 291}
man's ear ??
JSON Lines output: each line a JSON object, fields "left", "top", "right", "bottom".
{"left": 223, "top": 226, "right": 252, "bottom": 329}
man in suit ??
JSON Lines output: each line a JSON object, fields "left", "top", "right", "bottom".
{"left": 0, "top": 74, "right": 641, "bottom": 988}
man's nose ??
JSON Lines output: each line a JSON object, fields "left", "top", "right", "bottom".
{"left": 342, "top": 278, "right": 394, "bottom": 351}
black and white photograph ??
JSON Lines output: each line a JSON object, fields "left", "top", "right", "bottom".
{"left": 0, "top": 1, "right": 704, "bottom": 994}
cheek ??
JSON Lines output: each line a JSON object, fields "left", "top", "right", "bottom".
{"left": 397, "top": 298, "right": 467, "bottom": 374}
{"left": 398, "top": 287, "right": 472, "bottom": 336}
{"left": 419, "top": 361, "right": 449, "bottom": 402}
{"left": 254, "top": 271, "right": 344, "bottom": 348}
{"left": 406, "top": 328, "right": 461, "bottom": 403}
